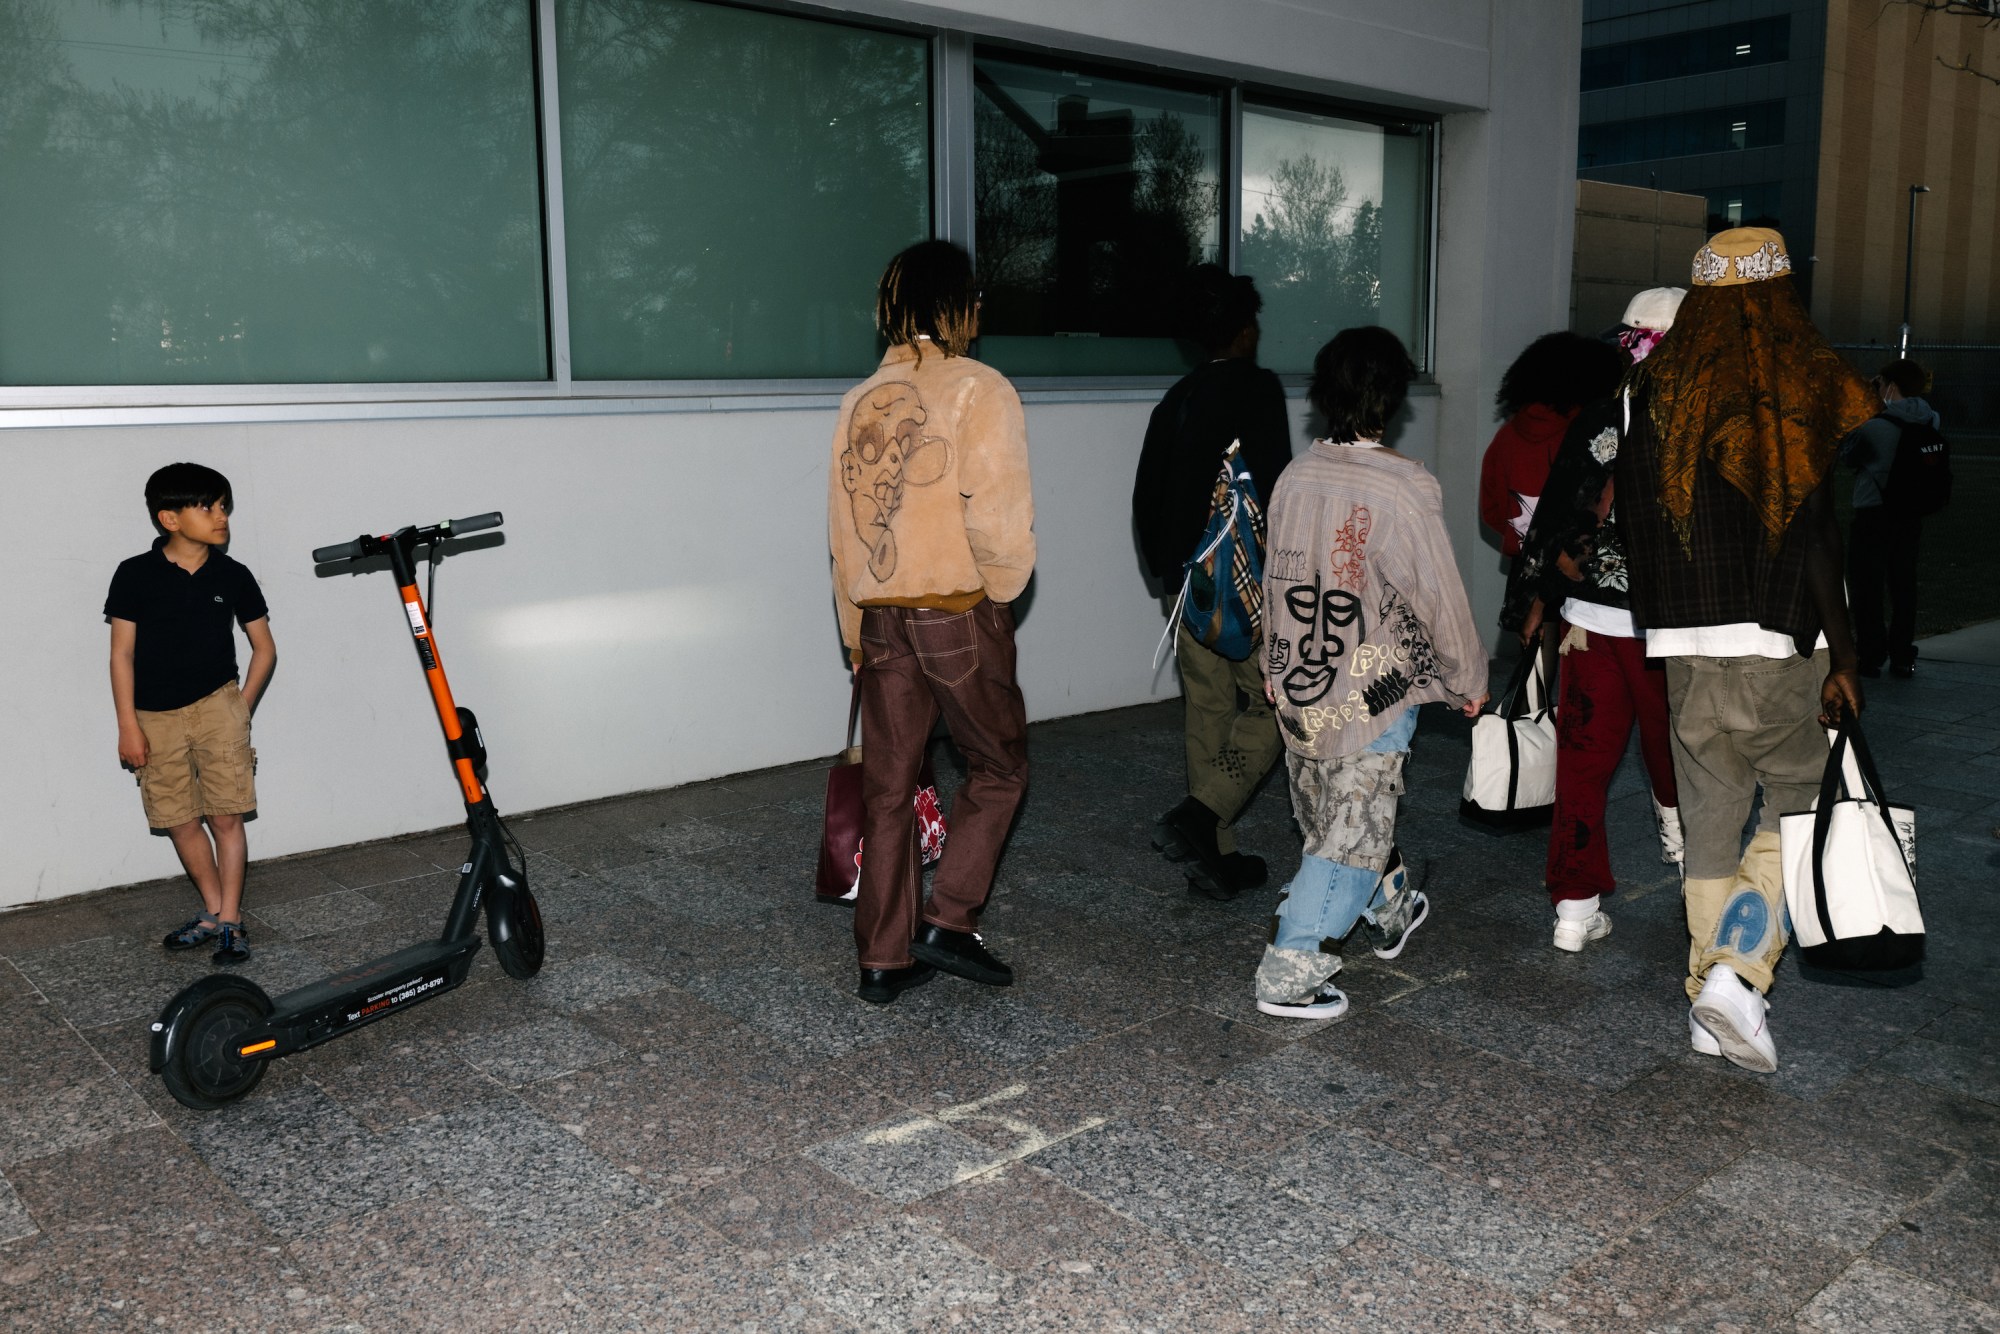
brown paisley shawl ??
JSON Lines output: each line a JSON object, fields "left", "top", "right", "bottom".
{"left": 1631, "top": 279, "right": 1874, "bottom": 552}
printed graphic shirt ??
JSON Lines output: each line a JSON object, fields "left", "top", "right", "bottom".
{"left": 829, "top": 342, "right": 1035, "bottom": 656}
{"left": 1499, "top": 399, "right": 1634, "bottom": 634}
{"left": 1262, "top": 441, "right": 1489, "bottom": 759}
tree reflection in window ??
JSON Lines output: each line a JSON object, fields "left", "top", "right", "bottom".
{"left": 973, "top": 55, "right": 1220, "bottom": 376}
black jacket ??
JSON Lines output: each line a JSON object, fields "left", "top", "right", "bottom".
{"left": 1132, "top": 358, "right": 1293, "bottom": 582}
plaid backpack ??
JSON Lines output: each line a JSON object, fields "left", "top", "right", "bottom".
{"left": 1173, "top": 441, "right": 1266, "bottom": 661}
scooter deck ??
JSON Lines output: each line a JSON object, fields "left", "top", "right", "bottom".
{"left": 253, "top": 935, "right": 483, "bottom": 1056}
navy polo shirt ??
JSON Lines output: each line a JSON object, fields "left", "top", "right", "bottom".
{"left": 105, "top": 539, "right": 270, "bottom": 712}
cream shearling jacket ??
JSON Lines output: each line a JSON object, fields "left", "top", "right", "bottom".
{"left": 1262, "top": 441, "right": 1489, "bottom": 758}
{"left": 829, "top": 342, "right": 1036, "bottom": 655}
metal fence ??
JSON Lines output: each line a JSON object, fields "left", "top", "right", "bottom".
{"left": 1833, "top": 344, "right": 2000, "bottom": 436}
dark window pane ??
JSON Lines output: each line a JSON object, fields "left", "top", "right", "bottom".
{"left": 557, "top": 0, "right": 930, "bottom": 380}
{"left": 1580, "top": 16, "right": 1791, "bottom": 91}
{"left": 0, "top": 0, "right": 546, "bottom": 386}
{"left": 1579, "top": 101, "right": 1785, "bottom": 168}
{"left": 973, "top": 53, "right": 1222, "bottom": 375}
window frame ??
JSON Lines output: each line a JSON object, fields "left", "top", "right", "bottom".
{"left": 0, "top": 0, "right": 1441, "bottom": 425}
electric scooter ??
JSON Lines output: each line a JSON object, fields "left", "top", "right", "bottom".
{"left": 150, "top": 513, "right": 545, "bottom": 1110}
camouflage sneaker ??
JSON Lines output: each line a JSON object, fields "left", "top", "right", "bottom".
{"left": 163, "top": 915, "right": 220, "bottom": 951}
{"left": 1362, "top": 850, "right": 1429, "bottom": 960}
{"left": 1256, "top": 984, "right": 1349, "bottom": 1020}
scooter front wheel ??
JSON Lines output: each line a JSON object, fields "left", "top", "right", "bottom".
{"left": 489, "top": 879, "right": 546, "bottom": 980}
{"left": 153, "top": 974, "right": 274, "bottom": 1109}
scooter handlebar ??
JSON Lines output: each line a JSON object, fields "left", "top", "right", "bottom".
{"left": 312, "top": 512, "right": 502, "bottom": 564}
{"left": 313, "top": 537, "right": 366, "bottom": 564}
{"left": 449, "top": 511, "right": 503, "bottom": 535}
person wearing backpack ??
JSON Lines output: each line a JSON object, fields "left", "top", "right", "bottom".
{"left": 1133, "top": 266, "right": 1294, "bottom": 901}
{"left": 1840, "top": 359, "right": 1948, "bottom": 679}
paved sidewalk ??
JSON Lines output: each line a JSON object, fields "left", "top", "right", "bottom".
{"left": 3, "top": 664, "right": 1997, "bottom": 1331}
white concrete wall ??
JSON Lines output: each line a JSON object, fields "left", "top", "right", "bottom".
{"left": 1, "top": 0, "right": 1577, "bottom": 908}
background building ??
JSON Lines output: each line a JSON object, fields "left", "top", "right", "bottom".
{"left": 1, "top": 0, "right": 1583, "bottom": 908}
{"left": 1579, "top": 0, "right": 2000, "bottom": 350}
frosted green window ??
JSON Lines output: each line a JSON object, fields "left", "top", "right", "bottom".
{"left": 1240, "top": 104, "right": 1432, "bottom": 374}
{"left": 556, "top": 0, "right": 930, "bottom": 381}
{"left": 973, "top": 54, "right": 1222, "bottom": 377}
{"left": 0, "top": 0, "right": 547, "bottom": 386}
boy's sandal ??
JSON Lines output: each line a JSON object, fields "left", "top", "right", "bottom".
{"left": 163, "top": 915, "right": 220, "bottom": 951}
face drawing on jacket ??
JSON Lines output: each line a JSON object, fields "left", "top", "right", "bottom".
{"left": 1280, "top": 577, "right": 1364, "bottom": 705}
{"left": 842, "top": 381, "right": 952, "bottom": 581}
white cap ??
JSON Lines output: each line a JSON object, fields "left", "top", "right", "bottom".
{"left": 1621, "top": 286, "right": 1687, "bottom": 331}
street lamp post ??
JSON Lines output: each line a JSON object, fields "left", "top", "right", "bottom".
{"left": 1900, "top": 184, "right": 1930, "bottom": 357}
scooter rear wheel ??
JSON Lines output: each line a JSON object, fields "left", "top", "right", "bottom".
{"left": 490, "top": 882, "right": 546, "bottom": 980}
{"left": 157, "top": 975, "right": 274, "bottom": 1109}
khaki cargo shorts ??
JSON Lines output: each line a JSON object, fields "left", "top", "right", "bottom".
{"left": 134, "top": 681, "right": 257, "bottom": 829}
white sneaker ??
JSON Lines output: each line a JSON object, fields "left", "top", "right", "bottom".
{"left": 1691, "top": 963, "right": 1777, "bottom": 1073}
{"left": 1689, "top": 1008, "right": 1722, "bottom": 1057}
{"left": 1654, "top": 799, "right": 1686, "bottom": 868}
{"left": 1256, "top": 984, "right": 1349, "bottom": 1020}
{"left": 1552, "top": 910, "right": 1612, "bottom": 953}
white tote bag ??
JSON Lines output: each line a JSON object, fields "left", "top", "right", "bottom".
{"left": 1460, "top": 650, "right": 1557, "bottom": 831}
{"left": 1779, "top": 720, "right": 1924, "bottom": 971}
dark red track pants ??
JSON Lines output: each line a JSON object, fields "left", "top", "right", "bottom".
{"left": 855, "top": 601, "right": 1029, "bottom": 970}
{"left": 1546, "top": 627, "right": 1679, "bottom": 903}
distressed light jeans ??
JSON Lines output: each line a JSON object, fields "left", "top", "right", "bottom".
{"left": 1256, "top": 707, "right": 1417, "bottom": 1003}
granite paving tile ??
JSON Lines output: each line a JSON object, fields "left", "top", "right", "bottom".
{"left": 1284, "top": 1232, "right": 1550, "bottom": 1334}
{"left": 284, "top": 1196, "right": 578, "bottom": 1332}
{"left": 517, "top": 950, "right": 665, "bottom": 1015}
{"left": 400, "top": 1093, "right": 654, "bottom": 1241}
{"left": 0, "top": 1074, "right": 157, "bottom": 1168}
{"left": 449, "top": 1013, "right": 625, "bottom": 1086}
{"left": 683, "top": 1152, "right": 888, "bottom": 1256}
{"left": 308, "top": 841, "right": 441, "bottom": 890}
{"left": 251, "top": 887, "right": 387, "bottom": 939}
{"left": 1796, "top": 1258, "right": 2000, "bottom": 1333}
{"left": 1868, "top": 1159, "right": 2000, "bottom": 1306}
{"left": 1540, "top": 1195, "right": 1851, "bottom": 1331}
{"left": 1269, "top": 1126, "right": 1603, "bottom": 1295}
{"left": 1876, "top": 1035, "right": 2000, "bottom": 1104}
{"left": 1222, "top": 1035, "right": 1403, "bottom": 1118}
{"left": 1033, "top": 1121, "right": 1354, "bottom": 1280}
{"left": 180, "top": 1080, "right": 429, "bottom": 1238}
{"left": 0, "top": 1227, "right": 337, "bottom": 1331}
{"left": 784, "top": 1214, "right": 1019, "bottom": 1329}
{"left": 0, "top": 994, "right": 110, "bottom": 1103}
{"left": 886, "top": 981, "right": 1098, "bottom": 1066}
{"left": 807, "top": 1113, "right": 1018, "bottom": 1203}
{"left": 1383, "top": 980, "right": 1667, "bottom": 1090}
{"left": 814, "top": 1026, "right": 1024, "bottom": 1115}
{"left": 0, "top": 1179, "right": 32, "bottom": 1246}
{"left": 594, "top": 855, "right": 773, "bottom": 927}
{"left": 566, "top": 979, "right": 742, "bottom": 1055}
{"left": 6, "top": 936, "right": 190, "bottom": 1028}
{"left": 1753, "top": 1092, "right": 1967, "bottom": 1201}
{"left": 680, "top": 963, "right": 913, "bottom": 1058}
{"left": 0, "top": 901, "right": 122, "bottom": 956}
{"left": 1697, "top": 1149, "right": 1907, "bottom": 1251}
{"left": 7, "top": 1127, "right": 262, "bottom": 1246}
{"left": 292, "top": 1026, "right": 497, "bottom": 1131}
{"left": 1113, "top": 1006, "right": 1290, "bottom": 1079}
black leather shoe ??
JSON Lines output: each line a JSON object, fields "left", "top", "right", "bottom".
{"left": 857, "top": 962, "right": 934, "bottom": 1005}
{"left": 1163, "top": 798, "right": 1245, "bottom": 900}
{"left": 910, "top": 923, "right": 1014, "bottom": 986}
{"left": 1219, "top": 851, "right": 1268, "bottom": 888}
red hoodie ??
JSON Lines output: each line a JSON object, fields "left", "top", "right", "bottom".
{"left": 1479, "top": 403, "right": 1580, "bottom": 556}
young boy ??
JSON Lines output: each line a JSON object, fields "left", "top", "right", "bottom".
{"left": 1253, "top": 327, "right": 1488, "bottom": 1019}
{"left": 106, "top": 462, "right": 276, "bottom": 965}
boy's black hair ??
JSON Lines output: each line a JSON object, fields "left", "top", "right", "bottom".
{"left": 1875, "top": 358, "right": 1929, "bottom": 398}
{"left": 877, "top": 240, "right": 978, "bottom": 365}
{"left": 1182, "top": 264, "right": 1262, "bottom": 352}
{"left": 146, "top": 462, "right": 233, "bottom": 524}
{"left": 1311, "top": 326, "right": 1417, "bottom": 443}
{"left": 1495, "top": 331, "right": 1627, "bottom": 417}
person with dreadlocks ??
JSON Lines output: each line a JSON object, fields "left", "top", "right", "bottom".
{"left": 1613, "top": 228, "right": 1875, "bottom": 1074}
{"left": 830, "top": 240, "right": 1035, "bottom": 1005}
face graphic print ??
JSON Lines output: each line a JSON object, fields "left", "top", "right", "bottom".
{"left": 1281, "top": 578, "right": 1364, "bottom": 705}
{"left": 841, "top": 382, "right": 952, "bottom": 581}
